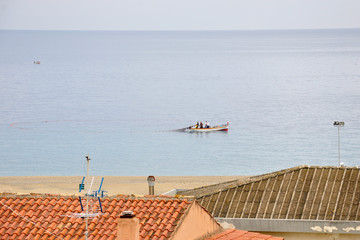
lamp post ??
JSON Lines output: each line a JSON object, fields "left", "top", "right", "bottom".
{"left": 147, "top": 176, "right": 155, "bottom": 195}
{"left": 333, "top": 121, "right": 344, "bottom": 166}
{"left": 85, "top": 155, "right": 90, "bottom": 240}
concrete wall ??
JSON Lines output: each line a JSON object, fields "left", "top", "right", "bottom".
{"left": 260, "top": 232, "right": 360, "bottom": 240}
{"left": 217, "top": 218, "right": 360, "bottom": 240}
{"left": 217, "top": 218, "right": 360, "bottom": 235}
{"left": 172, "top": 202, "right": 222, "bottom": 240}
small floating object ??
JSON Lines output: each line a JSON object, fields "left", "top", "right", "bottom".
{"left": 185, "top": 122, "right": 229, "bottom": 132}
{"left": 33, "top": 61, "right": 41, "bottom": 64}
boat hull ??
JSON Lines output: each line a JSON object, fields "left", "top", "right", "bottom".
{"left": 185, "top": 123, "right": 229, "bottom": 132}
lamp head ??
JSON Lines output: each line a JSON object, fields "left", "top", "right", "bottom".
{"left": 333, "top": 121, "right": 344, "bottom": 126}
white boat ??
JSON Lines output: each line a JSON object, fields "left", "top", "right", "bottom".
{"left": 185, "top": 122, "right": 229, "bottom": 132}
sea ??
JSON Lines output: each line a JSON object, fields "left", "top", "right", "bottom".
{"left": 0, "top": 29, "right": 360, "bottom": 177}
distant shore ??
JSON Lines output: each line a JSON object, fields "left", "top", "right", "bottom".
{"left": 0, "top": 176, "right": 247, "bottom": 196}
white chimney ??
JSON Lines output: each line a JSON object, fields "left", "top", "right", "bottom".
{"left": 117, "top": 211, "right": 139, "bottom": 240}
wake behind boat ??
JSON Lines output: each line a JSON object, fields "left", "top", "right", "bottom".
{"left": 185, "top": 122, "right": 229, "bottom": 132}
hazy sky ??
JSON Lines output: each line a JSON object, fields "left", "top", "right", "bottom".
{"left": 0, "top": 0, "right": 359, "bottom": 30}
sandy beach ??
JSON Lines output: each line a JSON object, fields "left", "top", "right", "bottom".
{"left": 0, "top": 176, "right": 246, "bottom": 196}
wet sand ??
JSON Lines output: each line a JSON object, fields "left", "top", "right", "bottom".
{"left": 0, "top": 176, "right": 245, "bottom": 196}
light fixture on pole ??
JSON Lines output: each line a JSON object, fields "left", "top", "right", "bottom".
{"left": 333, "top": 121, "right": 345, "bottom": 167}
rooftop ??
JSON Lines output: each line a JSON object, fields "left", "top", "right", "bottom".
{"left": 206, "top": 229, "right": 283, "bottom": 240}
{"left": 0, "top": 194, "right": 192, "bottom": 240}
{"left": 196, "top": 165, "right": 360, "bottom": 220}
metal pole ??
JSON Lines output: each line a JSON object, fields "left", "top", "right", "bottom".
{"left": 85, "top": 155, "right": 90, "bottom": 240}
{"left": 87, "top": 155, "right": 90, "bottom": 179}
{"left": 334, "top": 121, "right": 344, "bottom": 166}
{"left": 338, "top": 126, "right": 340, "bottom": 167}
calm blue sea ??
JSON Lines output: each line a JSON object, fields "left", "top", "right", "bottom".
{"left": 0, "top": 29, "right": 360, "bottom": 176}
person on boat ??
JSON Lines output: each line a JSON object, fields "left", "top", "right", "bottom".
{"left": 205, "top": 121, "right": 210, "bottom": 128}
{"left": 196, "top": 122, "right": 199, "bottom": 128}
{"left": 200, "top": 122, "right": 203, "bottom": 128}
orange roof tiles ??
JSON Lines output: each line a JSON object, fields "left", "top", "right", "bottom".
{"left": 0, "top": 194, "right": 192, "bottom": 239}
{"left": 207, "top": 229, "right": 284, "bottom": 240}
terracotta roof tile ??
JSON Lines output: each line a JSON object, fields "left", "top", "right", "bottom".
{"left": 52, "top": 228, "right": 60, "bottom": 235}
{"left": 0, "top": 195, "right": 192, "bottom": 239}
{"left": 13, "top": 227, "right": 22, "bottom": 236}
{"left": 140, "top": 229, "right": 147, "bottom": 237}
{"left": 10, "top": 220, "right": 18, "bottom": 229}
{"left": 165, "top": 223, "right": 173, "bottom": 231}
{"left": 34, "top": 235, "right": 41, "bottom": 240}
{"left": 34, "top": 198, "right": 42, "bottom": 205}
{"left": 63, "top": 235, "right": 72, "bottom": 240}
{"left": 91, "top": 235, "right": 101, "bottom": 240}
{"left": 74, "top": 228, "right": 83, "bottom": 236}
{"left": 207, "top": 229, "right": 284, "bottom": 240}
{"left": 161, "top": 229, "right": 170, "bottom": 238}
{"left": 22, "top": 227, "right": 31, "bottom": 235}
{"left": 34, "top": 209, "right": 43, "bottom": 217}
{"left": 154, "top": 229, "right": 162, "bottom": 237}
{"left": 109, "top": 211, "right": 118, "bottom": 218}
{"left": 37, "top": 228, "right": 45, "bottom": 236}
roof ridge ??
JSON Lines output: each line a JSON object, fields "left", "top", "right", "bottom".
{"left": 194, "top": 166, "right": 309, "bottom": 198}
{"left": 0, "top": 193, "right": 76, "bottom": 198}
{"left": 251, "top": 165, "right": 360, "bottom": 181}
{"left": 195, "top": 165, "right": 360, "bottom": 199}
{"left": 224, "top": 165, "right": 360, "bottom": 187}
{"left": 178, "top": 178, "right": 245, "bottom": 193}
{"left": 0, "top": 193, "right": 193, "bottom": 201}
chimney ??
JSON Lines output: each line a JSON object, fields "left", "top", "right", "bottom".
{"left": 117, "top": 211, "right": 139, "bottom": 240}
{"left": 147, "top": 176, "right": 155, "bottom": 195}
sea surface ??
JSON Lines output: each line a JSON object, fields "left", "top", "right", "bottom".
{"left": 0, "top": 29, "right": 360, "bottom": 177}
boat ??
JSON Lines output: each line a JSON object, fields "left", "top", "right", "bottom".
{"left": 185, "top": 122, "right": 229, "bottom": 132}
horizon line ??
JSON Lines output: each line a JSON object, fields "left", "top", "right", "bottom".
{"left": 1, "top": 27, "right": 360, "bottom": 32}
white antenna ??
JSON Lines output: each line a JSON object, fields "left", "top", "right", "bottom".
{"left": 67, "top": 155, "right": 107, "bottom": 240}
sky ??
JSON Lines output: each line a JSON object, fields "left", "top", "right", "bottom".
{"left": 0, "top": 0, "right": 359, "bottom": 31}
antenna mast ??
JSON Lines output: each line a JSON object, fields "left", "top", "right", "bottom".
{"left": 67, "top": 155, "right": 107, "bottom": 240}
{"left": 86, "top": 155, "right": 90, "bottom": 179}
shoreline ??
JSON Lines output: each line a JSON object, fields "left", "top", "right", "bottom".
{"left": 0, "top": 176, "right": 248, "bottom": 196}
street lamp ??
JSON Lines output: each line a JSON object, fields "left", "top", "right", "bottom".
{"left": 333, "top": 121, "right": 345, "bottom": 166}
